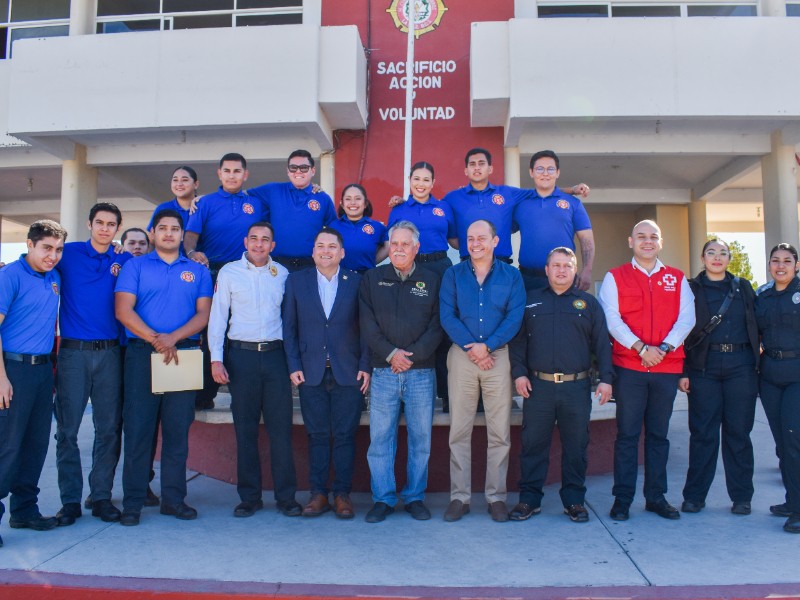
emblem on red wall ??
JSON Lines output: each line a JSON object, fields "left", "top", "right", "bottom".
{"left": 387, "top": 0, "right": 448, "bottom": 38}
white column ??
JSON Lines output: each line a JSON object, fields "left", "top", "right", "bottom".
{"left": 505, "top": 147, "right": 522, "bottom": 263}
{"left": 761, "top": 130, "right": 799, "bottom": 259}
{"left": 60, "top": 145, "right": 97, "bottom": 239}
{"left": 688, "top": 199, "right": 708, "bottom": 277}
{"left": 761, "top": 0, "right": 787, "bottom": 17}
{"left": 319, "top": 152, "right": 335, "bottom": 200}
{"left": 70, "top": 0, "right": 97, "bottom": 36}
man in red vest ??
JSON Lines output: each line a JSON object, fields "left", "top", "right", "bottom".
{"left": 598, "top": 220, "right": 695, "bottom": 521}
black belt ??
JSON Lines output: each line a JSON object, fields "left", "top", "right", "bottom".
{"left": 519, "top": 266, "right": 547, "bottom": 278}
{"left": 533, "top": 370, "right": 590, "bottom": 383}
{"left": 60, "top": 338, "right": 119, "bottom": 351}
{"left": 765, "top": 349, "right": 800, "bottom": 360}
{"left": 709, "top": 343, "right": 749, "bottom": 353}
{"left": 228, "top": 339, "right": 283, "bottom": 352}
{"left": 272, "top": 256, "right": 313, "bottom": 269}
{"left": 127, "top": 338, "right": 199, "bottom": 349}
{"left": 3, "top": 352, "right": 51, "bottom": 365}
{"left": 416, "top": 251, "right": 447, "bottom": 263}
{"left": 461, "top": 256, "right": 513, "bottom": 264}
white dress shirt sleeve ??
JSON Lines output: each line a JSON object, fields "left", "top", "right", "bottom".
{"left": 663, "top": 275, "right": 696, "bottom": 349}
{"left": 207, "top": 269, "right": 232, "bottom": 362}
{"left": 597, "top": 270, "right": 640, "bottom": 349}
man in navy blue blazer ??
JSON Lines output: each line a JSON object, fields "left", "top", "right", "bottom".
{"left": 283, "top": 227, "right": 370, "bottom": 519}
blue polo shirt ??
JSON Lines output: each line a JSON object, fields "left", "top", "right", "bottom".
{"left": 387, "top": 196, "right": 456, "bottom": 255}
{"left": 148, "top": 198, "right": 190, "bottom": 231}
{"left": 115, "top": 252, "right": 212, "bottom": 340}
{"left": 439, "top": 258, "right": 525, "bottom": 353}
{"left": 514, "top": 186, "right": 592, "bottom": 270}
{"left": 328, "top": 215, "right": 387, "bottom": 272}
{"left": 247, "top": 182, "right": 336, "bottom": 258}
{"left": 185, "top": 186, "right": 263, "bottom": 264}
{"left": 57, "top": 240, "right": 131, "bottom": 341}
{"left": 0, "top": 256, "right": 61, "bottom": 354}
{"left": 442, "top": 183, "right": 528, "bottom": 259}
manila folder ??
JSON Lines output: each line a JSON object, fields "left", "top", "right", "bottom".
{"left": 151, "top": 349, "right": 203, "bottom": 393}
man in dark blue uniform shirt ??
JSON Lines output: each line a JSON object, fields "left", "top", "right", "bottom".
{"left": 509, "top": 247, "right": 613, "bottom": 523}
{"left": 0, "top": 220, "right": 68, "bottom": 547}
{"left": 247, "top": 149, "right": 336, "bottom": 272}
{"left": 54, "top": 203, "right": 131, "bottom": 527}
{"left": 115, "top": 210, "right": 212, "bottom": 527}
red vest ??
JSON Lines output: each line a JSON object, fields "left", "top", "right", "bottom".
{"left": 610, "top": 263, "right": 685, "bottom": 373}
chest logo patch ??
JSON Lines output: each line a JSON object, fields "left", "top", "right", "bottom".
{"left": 362, "top": 224, "right": 375, "bottom": 235}
{"left": 793, "top": 292, "right": 800, "bottom": 305}
{"left": 242, "top": 203, "right": 255, "bottom": 215}
{"left": 180, "top": 271, "right": 195, "bottom": 283}
{"left": 308, "top": 200, "right": 321, "bottom": 211}
{"left": 662, "top": 273, "right": 677, "bottom": 292}
{"left": 556, "top": 199, "right": 570, "bottom": 210}
{"left": 411, "top": 281, "right": 429, "bottom": 297}
{"left": 270, "top": 265, "right": 278, "bottom": 277}
{"left": 492, "top": 194, "right": 505, "bottom": 205}
{"left": 110, "top": 263, "right": 121, "bottom": 277}
{"left": 432, "top": 207, "right": 445, "bottom": 217}
{"left": 573, "top": 299, "right": 586, "bottom": 310}
{"left": 51, "top": 282, "right": 59, "bottom": 295}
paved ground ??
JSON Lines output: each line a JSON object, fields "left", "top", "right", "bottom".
{"left": 1, "top": 398, "right": 798, "bottom": 598}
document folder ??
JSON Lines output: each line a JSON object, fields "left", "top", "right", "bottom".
{"left": 150, "top": 349, "right": 203, "bottom": 393}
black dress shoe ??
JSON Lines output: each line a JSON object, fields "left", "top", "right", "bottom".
{"left": 234, "top": 500, "right": 264, "bottom": 518}
{"left": 55, "top": 503, "right": 82, "bottom": 527}
{"left": 610, "top": 499, "right": 630, "bottom": 521}
{"left": 646, "top": 499, "right": 681, "bottom": 520}
{"left": 509, "top": 503, "right": 541, "bottom": 521}
{"left": 731, "top": 501, "right": 751, "bottom": 515}
{"left": 9, "top": 514, "right": 59, "bottom": 531}
{"left": 681, "top": 500, "right": 705, "bottom": 513}
{"left": 404, "top": 500, "right": 431, "bottom": 520}
{"left": 120, "top": 510, "right": 140, "bottom": 526}
{"left": 276, "top": 500, "right": 302, "bottom": 517}
{"left": 784, "top": 515, "right": 800, "bottom": 533}
{"left": 365, "top": 502, "right": 394, "bottom": 523}
{"left": 144, "top": 486, "right": 160, "bottom": 508}
{"left": 565, "top": 504, "right": 590, "bottom": 523}
{"left": 160, "top": 502, "right": 197, "bottom": 520}
{"left": 770, "top": 502, "right": 792, "bottom": 517}
{"left": 91, "top": 499, "right": 122, "bottom": 522}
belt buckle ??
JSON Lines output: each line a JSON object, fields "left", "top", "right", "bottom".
{"left": 775, "top": 350, "right": 783, "bottom": 360}
{"left": 720, "top": 343, "right": 732, "bottom": 353}
{"left": 92, "top": 340, "right": 103, "bottom": 351}
{"left": 257, "top": 342, "right": 269, "bottom": 352}
{"left": 553, "top": 372, "right": 564, "bottom": 384}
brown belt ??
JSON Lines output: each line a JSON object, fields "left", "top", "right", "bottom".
{"left": 533, "top": 370, "right": 590, "bottom": 383}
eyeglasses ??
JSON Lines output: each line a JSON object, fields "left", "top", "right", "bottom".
{"left": 288, "top": 164, "right": 312, "bottom": 173}
{"left": 533, "top": 166, "right": 557, "bottom": 175}
{"left": 704, "top": 250, "right": 729, "bottom": 257}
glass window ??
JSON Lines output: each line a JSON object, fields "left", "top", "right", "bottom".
{"left": 172, "top": 13, "right": 233, "bottom": 28}
{"left": 687, "top": 4, "right": 757, "bottom": 16}
{"left": 787, "top": 3, "right": 800, "bottom": 15}
{"left": 96, "top": 19, "right": 163, "bottom": 33}
{"left": 238, "top": 0, "right": 302, "bottom": 8}
{"left": 9, "top": 24, "right": 69, "bottom": 56}
{"left": 0, "top": 27, "right": 7, "bottom": 58}
{"left": 0, "top": 0, "right": 9, "bottom": 23}
{"left": 612, "top": 5, "right": 680, "bottom": 17}
{"left": 164, "top": 0, "right": 233, "bottom": 12}
{"left": 538, "top": 4, "right": 608, "bottom": 17}
{"left": 11, "top": 0, "right": 70, "bottom": 22}
{"left": 237, "top": 13, "right": 302, "bottom": 26}
{"left": 97, "top": 0, "right": 160, "bottom": 17}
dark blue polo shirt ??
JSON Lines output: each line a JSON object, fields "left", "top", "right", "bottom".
{"left": 185, "top": 186, "right": 263, "bottom": 264}
{"left": 328, "top": 215, "right": 387, "bottom": 272}
{"left": 57, "top": 240, "right": 131, "bottom": 341}
{"left": 387, "top": 196, "right": 456, "bottom": 255}
{"left": 247, "top": 182, "right": 336, "bottom": 258}
{"left": 514, "top": 186, "right": 592, "bottom": 270}
{"left": 148, "top": 198, "right": 190, "bottom": 231}
{"left": 115, "top": 252, "right": 212, "bottom": 340}
{"left": 0, "top": 256, "right": 61, "bottom": 354}
{"left": 442, "top": 183, "right": 527, "bottom": 260}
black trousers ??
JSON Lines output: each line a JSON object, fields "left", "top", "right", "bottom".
{"left": 226, "top": 345, "right": 297, "bottom": 504}
{"left": 612, "top": 367, "right": 680, "bottom": 504}
{"left": 760, "top": 374, "right": 800, "bottom": 515}
{"left": 518, "top": 378, "right": 592, "bottom": 507}
{"left": 683, "top": 351, "right": 757, "bottom": 504}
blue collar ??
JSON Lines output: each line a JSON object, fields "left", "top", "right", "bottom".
{"left": 216, "top": 185, "right": 247, "bottom": 199}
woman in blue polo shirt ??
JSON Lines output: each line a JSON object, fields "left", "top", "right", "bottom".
{"left": 148, "top": 166, "right": 199, "bottom": 232}
{"left": 328, "top": 183, "right": 388, "bottom": 274}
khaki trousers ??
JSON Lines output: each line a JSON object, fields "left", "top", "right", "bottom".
{"left": 447, "top": 344, "right": 512, "bottom": 503}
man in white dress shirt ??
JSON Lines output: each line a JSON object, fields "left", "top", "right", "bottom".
{"left": 208, "top": 222, "right": 301, "bottom": 519}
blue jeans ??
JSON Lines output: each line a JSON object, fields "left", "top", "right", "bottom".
{"left": 367, "top": 367, "right": 434, "bottom": 506}
{"left": 54, "top": 345, "right": 122, "bottom": 504}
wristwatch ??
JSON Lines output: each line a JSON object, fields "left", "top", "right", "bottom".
{"left": 658, "top": 343, "right": 671, "bottom": 353}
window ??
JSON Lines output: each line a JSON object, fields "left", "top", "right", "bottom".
{"left": 237, "top": 12, "right": 302, "bottom": 26}
{"left": 11, "top": 0, "right": 70, "bottom": 22}
{"left": 686, "top": 4, "right": 757, "bottom": 15}
{"left": 537, "top": 2, "right": 758, "bottom": 19}
{"left": 96, "top": 19, "right": 164, "bottom": 34}
{"left": 538, "top": 5, "right": 609, "bottom": 18}
{"left": 612, "top": 5, "right": 681, "bottom": 17}
{"left": 787, "top": 2, "right": 800, "bottom": 15}
{"left": 98, "top": 1, "right": 161, "bottom": 17}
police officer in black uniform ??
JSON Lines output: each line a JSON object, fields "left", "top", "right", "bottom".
{"left": 679, "top": 239, "right": 759, "bottom": 516}
{"left": 756, "top": 242, "right": 800, "bottom": 534}
{"left": 508, "top": 247, "right": 613, "bottom": 523}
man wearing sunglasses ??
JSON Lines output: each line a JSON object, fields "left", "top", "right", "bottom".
{"left": 246, "top": 150, "right": 336, "bottom": 273}
{"left": 513, "top": 150, "right": 595, "bottom": 293}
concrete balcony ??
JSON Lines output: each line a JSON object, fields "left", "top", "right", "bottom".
{"left": 6, "top": 24, "right": 367, "bottom": 164}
